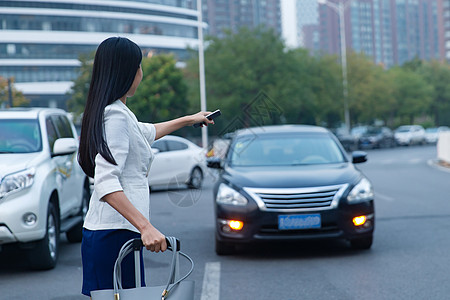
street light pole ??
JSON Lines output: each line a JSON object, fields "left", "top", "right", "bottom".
{"left": 197, "top": 0, "right": 208, "bottom": 149}
{"left": 319, "top": 0, "right": 352, "bottom": 132}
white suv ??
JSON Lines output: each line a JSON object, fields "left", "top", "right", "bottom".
{"left": 0, "top": 108, "right": 90, "bottom": 270}
{"left": 394, "top": 125, "right": 426, "bottom": 146}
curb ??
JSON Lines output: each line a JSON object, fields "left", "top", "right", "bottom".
{"left": 428, "top": 159, "right": 450, "bottom": 173}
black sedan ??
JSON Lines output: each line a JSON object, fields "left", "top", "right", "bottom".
{"left": 208, "top": 125, "right": 374, "bottom": 255}
{"left": 358, "top": 126, "right": 395, "bottom": 149}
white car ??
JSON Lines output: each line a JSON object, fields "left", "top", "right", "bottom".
{"left": 0, "top": 108, "right": 90, "bottom": 270}
{"left": 425, "top": 126, "right": 450, "bottom": 144}
{"left": 394, "top": 125, "right": 426, "bottom": 146}
{"left": 149, "top": 135, "right": 206, "bottom": 189}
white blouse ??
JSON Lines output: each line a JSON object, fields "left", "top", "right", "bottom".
{"left": 83, "top": 100, "right": 156, "bottom": 233}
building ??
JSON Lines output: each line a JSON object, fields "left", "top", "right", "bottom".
{"left": 443, "top": 0, "right": 450, "bottom": 61}
{"left": 202, "top": 0, "right": 282, "bottom": 38}
{"left": 0, "top": 0, "right": 202, "bottom": 109}
{"left": 318, "top": 0, "right": 445, "bottom": 68}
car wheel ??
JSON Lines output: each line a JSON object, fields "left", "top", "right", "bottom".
{"left": 66, "top": 185, "right": 90, "bottom": 243}
{"left": 28, "top": 202, "right": 60, "bottom": 270}
{"left": 350, "top": 235, "right": 373, "bottom": 250}
{"left": 187, "top": 167, "right": 203, "bottom": 189}
{"left": 215, "top": 238, "right": 235, "bottom": 255}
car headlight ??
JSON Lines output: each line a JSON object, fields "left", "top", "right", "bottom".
{"left": 216, "top": 183, "right": 248, "bottom": 206}
{"left": 0, "top": 168, "right": 36, "bottom": 199}
{"left": 347, "top": 178, "right": 373, "bottom": 203}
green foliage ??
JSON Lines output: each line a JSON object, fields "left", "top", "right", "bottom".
{"left": 413, "top": 60, "right": 450, "bottom": 126}
{"left": 0, "top": 77, "right": 29, "bottom": 107}
{"left": 387, "top": 66, "right": 433, "bottom": 125}
{"left": 67, "top": 52, "right": 94, "bottom": 118}
{"left": 185, "top": 27, "right": 345, "bottom": 135}
{"left": 128, "top": 54, "right": 188, "bottom": 123}
{"left": 347, "top": 52, "right": 396, "bottom": 126}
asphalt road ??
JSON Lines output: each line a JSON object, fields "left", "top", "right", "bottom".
{"left": 1, "top": 144, "right": 450, "bottom": 300}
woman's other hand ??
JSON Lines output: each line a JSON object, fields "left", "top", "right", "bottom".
{"left": 189, "top": 111, "right": 214, "bottom": 127}
{"left": 141, "top": 223, "right": 167, "bottom": 252}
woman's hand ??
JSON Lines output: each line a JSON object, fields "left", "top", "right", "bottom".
{"left": 188, "top": 111, "right": 214, "bottom": 127}
{"left": 141, "top": 223, "right": 167, "bottom": 252}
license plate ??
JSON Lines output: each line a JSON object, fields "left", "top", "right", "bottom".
{"left": 278, "top": 214, "right": 321, "bottom": 230}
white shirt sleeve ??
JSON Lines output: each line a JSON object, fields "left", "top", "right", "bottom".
{"left": 94, "top": 108, "right": 130, "bottom": 200}
{"left": 138, "top": 122, "right": 156, "bottom": 144}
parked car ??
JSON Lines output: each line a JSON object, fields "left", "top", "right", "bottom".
{"left": 207, "top": 125, "right": 374, "bottom": 255}
{"left": 350, "top": 126, "right": 369, "bottom": 140}
{"left": 149, "top": 135, "right": 206, "bottom": 189}
{"left": 425, "top": 126, "right": 450, "bottom": 144}
{"left": 394, "top": 125, "right": 426, "bottom": 146}
{"left": 0, "top": 108, "right": 90, "bottom": 270}
{"left": 358, "top": 126, "right": 396, "bottom": 149}
{"left": 330, "top": 128, "right": 358, "bottom": 152}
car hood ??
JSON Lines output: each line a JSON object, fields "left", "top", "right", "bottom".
{"left": 223, "top": 163, "right": 362, "bottom": 189}
{"left": 0, "top": 153, "right": 42, "bottom": 178}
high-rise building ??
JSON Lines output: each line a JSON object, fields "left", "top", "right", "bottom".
{"left": 0, "top": 0, "right": 202, "bottom": 109}
{"left": 317, "top": 0, "right": 444, "bottom": 67}
{"left": 442, "top": 0, "right": 450, "bottom": 61}
{"left": 202, "top": 0, "right": 282, "bottom": 38}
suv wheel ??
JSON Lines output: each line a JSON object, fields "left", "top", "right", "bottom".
{"left": 66, "top": 186, "right": 90, "bottom": 243}
{"left": 28, "top": 202, "right": 60, "bottom": 270}
{"left": 187, "top": 167, "right": 203, "bottom": 189}
{"left": 350, "top": 235, "right": 373, "bottom": 250}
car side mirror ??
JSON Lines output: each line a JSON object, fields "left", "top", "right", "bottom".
{"left": 152, "top": 148, "right": 160, "bottom": 155}
{"left": 352, "top": 151, "right": 368, "bottom": 164}
{"left": 52, "top": 138, "right": 78, "bottom": 157}
{"left": 207, "top": 157, "right": 223, "bottom": 169}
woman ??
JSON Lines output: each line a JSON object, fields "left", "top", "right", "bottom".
{"left": 77, "top": 37, "right": 213, "bottom": 297}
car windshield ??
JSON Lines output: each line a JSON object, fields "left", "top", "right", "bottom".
{"left": 0, "top": 119, "right": 42, "bottom": 153}
{"left": 396, "top": 126, "right": 411, "bottom": 133}
{"left": 230, "top": 134, "right": 346, "bottom": 167}
{"left": 426, "top": 128, "right": 438, "bottom": 133}
{"left": 366, "top": 127, "right": 381, "bottom": 134}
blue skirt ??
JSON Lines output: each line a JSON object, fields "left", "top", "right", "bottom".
{"left": 81, "top": 228, "right": 145, "bottom": 297}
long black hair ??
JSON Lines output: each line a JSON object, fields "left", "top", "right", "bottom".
{"left": 78, "top": 37, "right": 142, "bottom": 178}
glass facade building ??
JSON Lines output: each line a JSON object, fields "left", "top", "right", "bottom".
{"left": 202, "top": 0, "right": 281, "bottom": 38}
{"left": 318, "top": 0, "right": 444, "bottom": 68}
{"left": 0, "top": 0, "right": 201, "bottom": 109}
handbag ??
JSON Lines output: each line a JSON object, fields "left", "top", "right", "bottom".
{"left": 91, "top": 236, "right": 195, "bottom": 300}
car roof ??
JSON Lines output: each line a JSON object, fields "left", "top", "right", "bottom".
{"left": 234, "top": 125, "right": 330, "bottom": 138}
{"left": 0, "top": 107, "right": 66, "bottom": 119}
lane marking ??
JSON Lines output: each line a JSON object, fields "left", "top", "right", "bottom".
{"left": 200, "top": 262, "right": 221, "bottom": 300}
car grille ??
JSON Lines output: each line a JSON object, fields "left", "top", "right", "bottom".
{"left": 244, "top": 184, "right": 348, "bottom": 212}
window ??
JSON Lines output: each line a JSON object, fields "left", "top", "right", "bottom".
{"left": 46, "top": 118, "right": 58, "bottom": 152}
{"left": 166, "top": 140, "right": 188, "bottom": 151}
{"left": 0, "top": 119, "right": 42, "bottom": 153}
{"left": 52, "top": 115, "right": 74, "bottom": 138}
{"left": 152, "top": 140, "right": 168, "bottom": 152}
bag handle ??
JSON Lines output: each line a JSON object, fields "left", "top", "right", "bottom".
{"left": 113, "top": 237, "right": 194, "bottom": 300}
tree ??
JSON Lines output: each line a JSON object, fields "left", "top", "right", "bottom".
{"left": 346, "top": 52, "right": 395, "bottom": 126}
{"left": 128, "top": 54, "right": 188, "bottom": 123}
{"left": 0, "top": 77, "right": 29, "bottom": 107}
{"left": 186, "top": 27, "right": 336, "bottom": 135}
{"left": 387, "top": 66, "right": 433, "bottom": 125}
{"left": 67, "top": 52, "right": 94, "bottom": 117}
{"left": 415, "top": 60, "right": 450, "bottom": 126}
